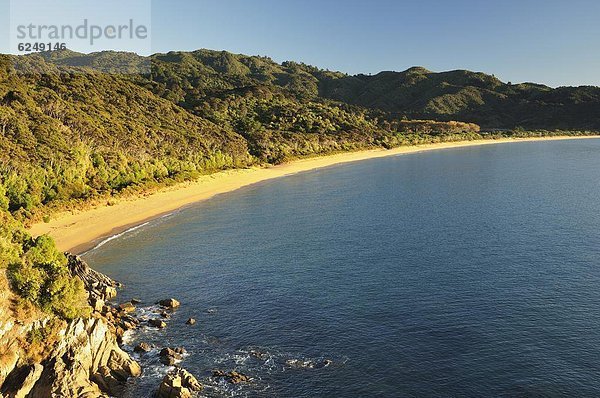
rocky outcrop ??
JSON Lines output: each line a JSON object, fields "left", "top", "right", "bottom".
{"left": 27, "top": 318, "right": 141, "bottom": 397}
{"left": 0, "top": 255, "right": 141, "bottom": 397}
{"left": 156, "top": 368, "right": 202, "bottom": 398}
{"left": 66, "top": 254, "right": 120, "bottom": 302}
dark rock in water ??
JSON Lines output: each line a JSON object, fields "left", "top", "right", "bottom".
{"left": 158, "top": 298, "right": 180, "bottom": 309}
{"left": 314, "top": 359, "right": 333, "bottom": 369}
{"left": 131, "top": 298, "right": 142, "bottom": 304}
{"left": 212, "top": 370, "right": 250, "bottom": 384}
{"left": 134, "top": 342, "right": 152, "bottom": 353}
{"left": 286, "top": 358, "right": 332, "bottom": 369}
{"left": 160, "top": 347, "right": 185, "bottom": 357}
{"left": 206, "top": 308, "right": 217, "bottom": 314}
{"left": 249, "top": 350, "right": 268, "bottom": 360}
{"left": 160, "top": 311, "right": 171, "bottom": 319}
{"left": 121, "top": 320, "right": 137, "bottom": 330}
{"left": 121, "top": 314, "right": 139, "bottom": 325}
{"left": 159, "top": 347, "right": 184, "bottom": 365}
{"left": 156, "top": 368, "right": 202, "bottom": 398}
{"left": 148, "top": 319, "right": 167, "bottom": 329}
{"left": 185, "top": 318, "right": 196, "bottom": 325}
{"left": 160, "top": 356, "right": 179, "bottom": 366}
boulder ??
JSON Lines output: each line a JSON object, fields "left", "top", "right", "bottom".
{"left": 185, "top": 318, "right": 196, "bottom": 325}
{"left": 178, "top": 368, "right": 202, "bottom": 391}
{"left": 249, "top": 350, "right": 268, "bottom": 360}
{"left": 156, "top": 368, "right": 202, "bottom": 398}
{"left": 121, "top": 320, "right": 137, "bottom": 330}
{"left": 212, "top": 370, "right": 250, "bottom": 384}
{"left": 148, "top": 319, "right": 167, "bottom": 329}
{"left": 158, "top": 298, "right": 180, "bottom": 309}
{"left": 134, "top": 342, "right": 152, "bottom": 353}
{"left": 156, "top": 376, "right": 187, "bottom": 398}
{"left": 159, "top": 347, "right": 183, "bottom": 366}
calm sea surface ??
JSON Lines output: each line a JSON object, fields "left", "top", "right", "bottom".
{"left": 83, "top": 139, "right": 600, "bottom": 397}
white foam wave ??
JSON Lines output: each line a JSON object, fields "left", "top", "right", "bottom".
{"left": 83, "top": 221, "right": 151, "bottom": 254}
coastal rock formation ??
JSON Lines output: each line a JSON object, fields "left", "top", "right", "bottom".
{"left": 156, "top": 368, "right": 202, "bottom": 398}
{"left": 27, "top": 318, "right": 141, "bottom": 397}
{"left": 66, "top": 254, "right": 120, "bottom": 302}
{"left": 0, "top": 255, "right": 141, "bottom": 397}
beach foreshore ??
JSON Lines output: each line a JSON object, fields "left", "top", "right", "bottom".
{"left": 28, "top": 136, "right": 599, "bottom": 254}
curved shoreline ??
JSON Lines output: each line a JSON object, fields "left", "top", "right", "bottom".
{"left": 28, "top": 136, "right": 599, "bottom": 254}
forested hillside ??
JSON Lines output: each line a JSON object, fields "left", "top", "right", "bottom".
{"left": 43, "top": 49, "right": 600, "bottom": 130}
{"left": 0, "top": 50, "right": 485, "bottom": 221}
{"left": 0, "top": 48, "right": 597, "bottom": 222}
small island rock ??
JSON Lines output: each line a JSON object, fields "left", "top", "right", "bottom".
{"left": 134, "top": 342, "right": 152, "bottom": 353}
{"left": 212, "top": 370, "right": 250, "bottom": 384}
{"left": 158, "top": 298, "right": 181, "bottom": 309}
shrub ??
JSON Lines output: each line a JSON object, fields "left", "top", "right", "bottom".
{"left": 8, "top": 235, "right": 90, "bottom": 320}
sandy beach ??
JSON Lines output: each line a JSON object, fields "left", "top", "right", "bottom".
{"left": 28, "top": 136, "right": 599, "bottom": 254}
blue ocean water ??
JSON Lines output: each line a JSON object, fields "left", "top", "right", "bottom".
{"left": 83, "top": 139, "right": 600, "bottom": 397}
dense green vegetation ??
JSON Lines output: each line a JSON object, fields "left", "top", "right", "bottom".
{"left": 0, "top": 48, "right": 598, "bottom": 317}
{"left": 49, "top": 49, "right": 600, "bottom": 131}
{"left": 319, "top": 68, "right": 600, "bottom": 130}
{"left": 1, "top": 211, "right": 89, "bottom": 320}
{"left": 0, "top": 51, "right": 486, "bottom": 222}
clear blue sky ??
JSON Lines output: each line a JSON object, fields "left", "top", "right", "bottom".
{"left": 1, "top": 0, "right": 599, "bottom": 87}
